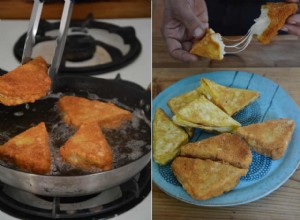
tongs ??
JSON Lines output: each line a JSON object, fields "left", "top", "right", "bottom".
{"left": 22, "top": 0, "right": 74, "bottom": 80}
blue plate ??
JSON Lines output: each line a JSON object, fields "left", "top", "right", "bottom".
{"left": 152, "top": 71, "right": 300, "bottom": 206}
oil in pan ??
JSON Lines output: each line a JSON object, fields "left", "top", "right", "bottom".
{"left": 0, "top": 92, "right": 151, "bottom": 176}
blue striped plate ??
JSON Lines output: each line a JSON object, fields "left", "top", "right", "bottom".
{"left": 152, "top": 71, "right": 300, "bottom": 206}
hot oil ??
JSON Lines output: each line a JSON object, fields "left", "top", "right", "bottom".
{"left": 0, "top": 92, "right": 150, "bottom": 176}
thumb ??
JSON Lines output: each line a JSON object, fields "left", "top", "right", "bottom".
{"left": 179, "top": 4, "right": 207, "bottom": 39}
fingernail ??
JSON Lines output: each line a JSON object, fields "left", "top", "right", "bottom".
{"left": 193, "top": 27, "right": 204, "bottom": 39}
{"left": 281, "top": 27, "right": 288, "bottom": 32}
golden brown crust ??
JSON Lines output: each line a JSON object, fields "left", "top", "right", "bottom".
{"left": 59, "top": 123, "right": 113, "bottom": 171}
{"left": 181, "top": 133, "right": 252, "bottom": 169}
{"left": 0, "top": 122, "right": 51, "bottom": 174}
{"left": 190, "top": 29, "right": 224, "bottom": 61}
{"left": 0, "top": 56, "right": 51, "bottom": 106}
{"left": 58, "top": 96, "right": 132, "bottom": 129}
{"left": 236, "top": 118, "right": 295, "bottom": 159}
{"left": 258, "top": 3, "right": 298, "bottom": 44}
{"left": 153, "top": 108, "right": 188, "bottom": 165}
{"left": 198, "top": 78, "right": 260, "bottom": 116}
{"left": 167, "top": 89, "right": 200, "bottom": 137}
{"left": 172, "top": 157, "right": 247, "bottom": 200}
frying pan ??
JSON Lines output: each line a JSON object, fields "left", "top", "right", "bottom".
{"left": 0, "top": 73, "right": 151, "bottom": 197}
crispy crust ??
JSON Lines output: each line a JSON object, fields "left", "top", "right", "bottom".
{"left": 59, "top": 123, "right": 113, "bottom": 171}
{"left": 181, "top": 133, "right": 252, "bottom": 169}
{"left": 0, "top": 122, "right": 51, "bottom": 174}
{"left": 190, "top": 29, "right": 224, "bottom": 61}
{"left": 172, "top": 157, "right": 247, "bottom": 200}
{"left": 153, "top": 108, "right": 188, "bottom": 165}
{"left": 257, "top": 3, "right": 298, "bottom": 44}
{"left": 58, "top": 96, "right": 132, "bottom": 129}
{"left": 0, "top": 56, "right": 51, "bottom": 106}
{"left": 167, "top": 89, "right": 200, "bottom": 137}
{"left": 175, "top": 95, "right": 241, "bottom": 128}
{"left": 198, "top": 78, "right": 260, "bottom": 116}
{"left": 236, "top": 118, "right": 295, "bottom": 159}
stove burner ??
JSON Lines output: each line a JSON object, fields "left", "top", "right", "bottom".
{"left": 0, "top": 163, "right": 150, "bottom": 219}
{"left": 13, "top": 14, "right": 142, "bottom": 75}
{"left": 64, "top": 35, "right": 96, "bottom": 62}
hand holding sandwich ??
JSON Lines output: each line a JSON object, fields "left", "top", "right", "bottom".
{"left": 282, "top": 0, "right": 300, "bottom": 35}
{"left": 162, "top": 0, "right": 208, "bottom": 62}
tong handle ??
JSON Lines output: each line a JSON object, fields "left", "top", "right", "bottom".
{"left": 21, "top": 0, "right": 74, "bottom": 80}
{"left": 21, "top": 0, "right": 44, "bottom": 65}
{"left": 48, "top": 0, "right": 74, "bottom": 79}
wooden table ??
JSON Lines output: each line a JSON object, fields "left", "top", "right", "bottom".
{"left": 152, "top": 31, "right": 300, "bottom": 220}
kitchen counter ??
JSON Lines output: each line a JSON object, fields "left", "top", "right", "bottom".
{"left": 152, "top": 30, "right": 300, "bottom": 220}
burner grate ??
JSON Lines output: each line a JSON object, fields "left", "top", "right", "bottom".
{"left": 13, "top": 14, "right": 142, "bottom": 75}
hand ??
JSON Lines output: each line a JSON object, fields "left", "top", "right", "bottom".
{"left": 162, "top": 0, "right": 209, "bottom": 62}
{"left": 282, "top": 0, "right": 300, "bottom": 35}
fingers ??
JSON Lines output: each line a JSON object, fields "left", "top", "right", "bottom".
{"left": 178, "top": 2, "right": 208, "bottom": 39}
{"left": 285, "top": 0, "right": 299, "bottom": 3}
{"left": 282, "top": 24, "right": 300, "bottom": 35}
{"left": 282, "top": 14, "right": 300, "bottom": 35}
{"left": 165, "top": 37, "right": 198, "bottom": 62}
{"left": 286, "top": 14, "right": 300, "bottom": 24}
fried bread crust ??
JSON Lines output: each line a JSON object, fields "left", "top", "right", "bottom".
{"left": 181, "top": 133, "right": 252, "bottom": 169}
{"left": 0, "top": 122, "right": 51, "bottom": 174}
{"left": 58, "top": 96, "right": 132, "bottom": 129}
{"left": 59, "top": 123, "right": 113, "bottom": 171}
{"left": 258, "top": 3, "right": 298, "bottom": 44}
{"left": 236, "top": 118, "right": 295, "bottom": 159}
{"left": 172, "top": 157, "right": 247, "bottom": 200}
{"left": 0, "top": 56, "right": 51, "bottom": 106}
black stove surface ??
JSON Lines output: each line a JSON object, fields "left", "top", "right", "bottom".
{"left": 0, "top": 163, "right": 150, "bottom": 220}
{"left": 13, "top": 14, "right": 142, "bottom": 75}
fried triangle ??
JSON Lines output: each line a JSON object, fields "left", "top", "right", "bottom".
{"left": 190, "top": 28, "right": 225, "bottom": 61}
{"left": 153, "top": 108, "right": 188, "bottom": 165}
{"left": 0, "top": 122, "right": 51, "bottom": 174}
{"left": 0, "top": 56, "right": 51, "bottom": 106}
{"left": 173, "top": 95, "right": 241, "bottom": 133}
{"left": 236, "top": 118, "right": 295, "bottom": 160}
{"left": 181, "top": 133, "right": 252, "bottom": 169}
{"left": 60, "top": 123, "right": 113, "bottom": 171}
{"left": 197, "top": 78, "right": 260, "bottom": 116}
{"left": 58, "top": 96, "right": 132, "bottom": 129}
{"left": 167, "top": 89, "right": 201, "bottom": 137}
{"left": 172, "top": 157, "right": 247, "bottom": 200}
{"left": 253, "top": 3, "right": 298, "bottom": 44}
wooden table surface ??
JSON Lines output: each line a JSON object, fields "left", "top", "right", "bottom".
{"left": 152, "top": 32, "right": 300, "bottom": 220}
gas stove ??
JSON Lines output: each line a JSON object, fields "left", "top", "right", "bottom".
{"left": 0, "top": 17, "right": 151, "bottom": 220}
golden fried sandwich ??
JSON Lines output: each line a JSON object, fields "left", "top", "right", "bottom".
{"left": 253, "top": 2, "right": 298, "bottom": 44}
{"left": 60, "top": 123, "right": 113, "bottom": 171}
{"left": 172, "top": 95, "right": 241, "bottom": 133}
{"left": 168, "top": 89, "right": 201, "bottom": 137}
{"left": 0, "top": 56, "right": 51, "bottom": 106}
{"left": 0, "top": 122, "right": 51, "bottom": 174}
{"left": 172, "top": 157, "right": 247, "bottom": 200}
{"left": 236, "top": 118, "right": 295, "bottom": 159}
{"left": 153, "top": 108, "right": 188, "bottom": 165}
{"left": 181, "top": 133, "right": 252, "bottom": 169}
{"left": 190, "top": 28, "right": 225, "bottom": 61}
{"left": 58, "top": 96, "right": 132, "bottom": 129}
{"left": 197, "top": 78, "right": 260, "bottom": 116}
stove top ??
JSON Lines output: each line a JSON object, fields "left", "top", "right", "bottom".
{"left": 0, "top": 17, "right": 151, "bottom": 220}
{"left": 13, "top": 14, "right": 142, "bottom": 76}
{"left": 0, "top": 18, "right": 151, "bottom": 89}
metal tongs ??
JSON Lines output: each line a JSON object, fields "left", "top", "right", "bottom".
{"left": 22, "top": 0, "right": 74, "bottom": 80}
